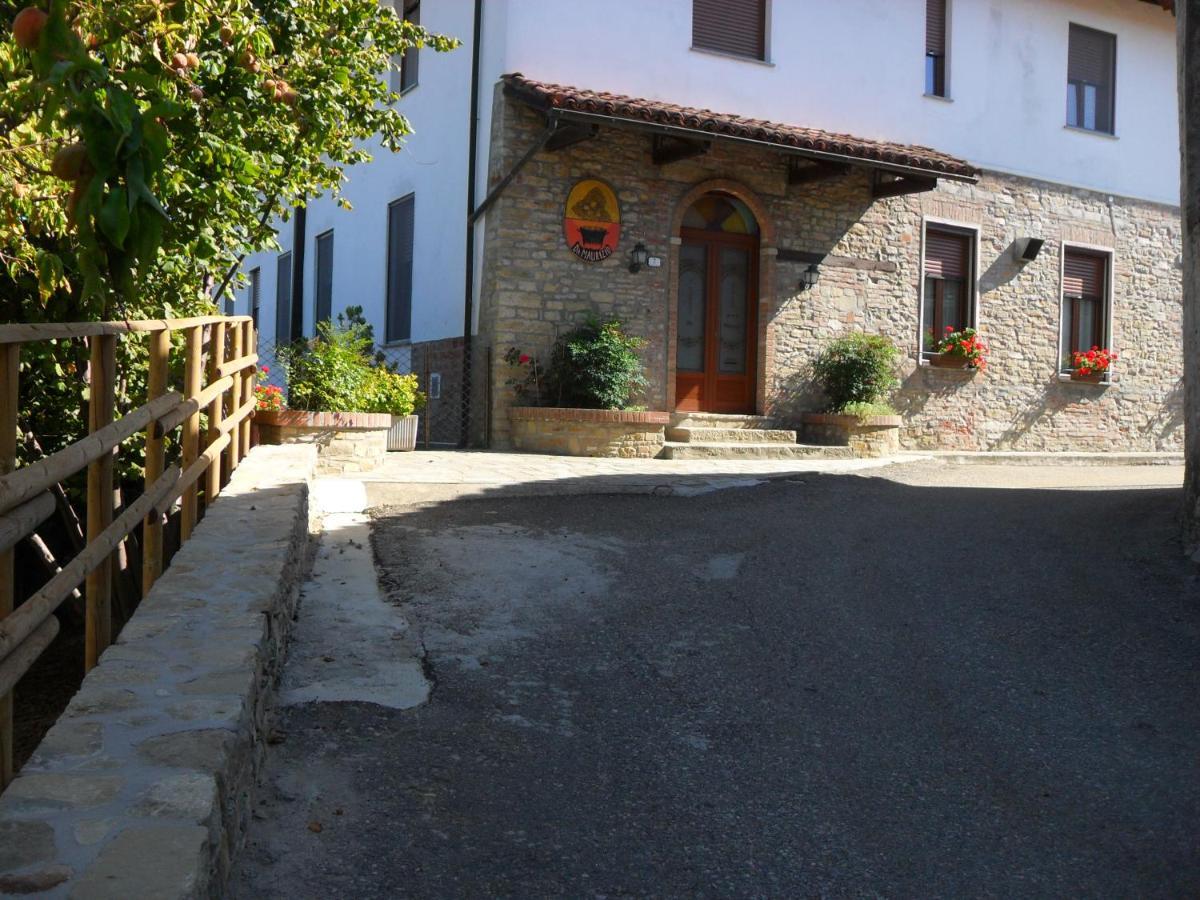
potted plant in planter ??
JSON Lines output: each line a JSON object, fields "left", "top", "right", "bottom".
{"left": 801, "top": 332, "right": 903, "bottom": 457}
{"left": 929, "top": 326, "right": 988, "bottom": 370}
{"left": 1069, "top": 346, "right": 1117, "bottom": 383}
{"left": 505, "top": 317, "right": 670, "bottom": 458}
{"left": 255, "top": 308, "right": 425, "bottom": 473}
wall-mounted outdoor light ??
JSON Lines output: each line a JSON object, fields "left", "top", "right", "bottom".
{"left": 798, "top": 263, "right": 821, "bottom": 291}
{"left": 628, "top": 242, "right": 649, "bottom": 273}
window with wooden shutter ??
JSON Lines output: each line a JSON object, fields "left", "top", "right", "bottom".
{"left": 386, "top": 195, "right": 415, "bottom": 344}
{"left": 1067, "top": 24, "right": 1115, "bottom": 133}
{"left": 692, "top": 0, "right": 767, "bottom": 61}
{"left": 925, "top": 0, "right": 947, "bottom": 97}
{"left": 314, "top": 230, "right": 334, "bottom": 325}
{"left": 921, "top": 226, "right": 973, "bottom": 355}
{"left": 275, "top": 252, "right": 292, "bottom": 343}
{"left": 1061, "top": 247, "right": 1109, "bottom": 366}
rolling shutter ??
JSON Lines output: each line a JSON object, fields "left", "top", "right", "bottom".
{"left": 386, "top": 196, "right": 414, "bottom": 343}
{"left": 315, "top": 231, "right": 334, "bottom": 325}
{"left": 275, "top": 252, "right": 292, "bottom": 343}
{"left": 692, "top": 0, "right": 766, "bottom": 60}
{"left": 1063, "top": 249, "right": 1106, "bottom": 299}
{"left": 926, "top": 0, "right": 946, "bottom": 56}
{"left": 923, "top": 228, "right": 969, "bottom": 280}
{"left": 1068, "top": 24, "right": 1114, "bottom": 88}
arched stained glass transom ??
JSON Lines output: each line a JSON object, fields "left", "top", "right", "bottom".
{"left": 681, "top": 194, "right": 760, "bottom": 235}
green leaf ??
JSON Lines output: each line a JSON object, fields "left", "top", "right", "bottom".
{"left": 35, "top": 251, "right": 64, "bottom": 304}
{"left": 99, "top": 186, "right": 131, "bottom": 249}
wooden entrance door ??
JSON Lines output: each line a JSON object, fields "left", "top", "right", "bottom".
{"left": 675, "top": 229, "right": 758, "bottom": 413}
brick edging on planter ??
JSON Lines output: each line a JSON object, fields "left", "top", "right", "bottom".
{"left": 255, "top": 409, "right": 393, "bottom": 429}
{"left": 800, "top": 413, "right": 903, "bottom": 428}
{"left": 0, "top": 445, "right": 316, "bottom": 898}
{"left": 508, "top": 407, "right": 671, "bottom": 425}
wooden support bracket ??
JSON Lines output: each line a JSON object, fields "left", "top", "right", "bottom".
{"left": 787, "top": 160, "right": 851, "bottom": 186}
{"left": 544, "top": 122, "right": 599, "bottom": 152}
{"left": 651, "top": 135, "right": 711, "bottom": 166}
{"left": 872, "top": 172, "right": 938, "bottom": 199}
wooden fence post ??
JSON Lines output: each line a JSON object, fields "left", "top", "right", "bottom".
{"left": 226, "top": 321, "right": 243, "bottom": 478}
{"left": 241, "top": 321, "right": 253, "bottom": 459}
{"left": 142, "top": 329, "right": 169, "bottom": 595}
{"left": 84, "top": 334, "right": 116, "bottom": 671}
{"left": 0, "top": 343, "right": 18, "bottom": 787}
{"left": 205, "top": 322, "right": 226, "bottom": 502}
{"left": 180, "top": 326, "right": 202, "bottom": 541}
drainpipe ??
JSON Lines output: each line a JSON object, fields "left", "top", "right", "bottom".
{"left": 291, "top": 202, "right": 307, "bottom": 342}
{"left": 459, "top": 0, "right": 483, "bottom": 447}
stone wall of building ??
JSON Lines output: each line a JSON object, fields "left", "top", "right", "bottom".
{"left": 476, "top": 88, "right": 1184, "bottom": 451}
{"left": 508, "top": 407, "right": 669, "bottom": 458}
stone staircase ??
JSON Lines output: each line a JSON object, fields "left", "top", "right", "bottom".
{"left": 660, "top": 413, "right": 856, "bottom": 460}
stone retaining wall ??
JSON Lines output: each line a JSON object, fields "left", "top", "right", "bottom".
{"left": 256, "top": 410, "right": 390, "bottom": 476}
{"left": 509, "top": 408, "right": 669, "bottom": 458}
{"left": 801, "top": 413, "right": 903, "bottom": 458}
{"left": 0, "top": 444, "right": 316, "bottom": 898}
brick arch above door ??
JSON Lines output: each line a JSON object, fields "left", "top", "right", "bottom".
{"left": 667, "top": 179, "right": 779, "bottom": 416}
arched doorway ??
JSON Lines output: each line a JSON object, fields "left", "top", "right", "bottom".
{"left": 675, "top": 193, "right": 760, "bottom": 413}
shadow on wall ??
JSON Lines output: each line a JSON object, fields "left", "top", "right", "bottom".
{"left": 1141, "top": 378, "right": 1185, "bottom": 444}
{"left": 769, "top": 365, "right": 824, "bottom": 424}
{"left": 979, "top": 240, "right": 1031, "bottom": 294}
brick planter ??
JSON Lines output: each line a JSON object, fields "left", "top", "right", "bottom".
{"left": 255, "top": 409, "right": 392, "bottom": 475}
{"left": 509, "top": 407, "right": 670, "bottom": 458}
{"left": 800, "top": 412, "right": 903, "bottom": 458}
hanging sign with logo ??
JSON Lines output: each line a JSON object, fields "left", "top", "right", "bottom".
{"left": 564, "top": 179, "right": 620, "bottom": 262}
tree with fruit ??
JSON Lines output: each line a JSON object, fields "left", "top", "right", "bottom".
{"left": 0, "top": 0, "right": 456, "bottom": 322}
{"left": 0, "top": 0, "right": 455, "bottom": 471}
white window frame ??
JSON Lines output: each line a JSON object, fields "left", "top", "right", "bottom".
{"left": 917, "top": 215, "right": 981, "bottom": 363}
{"left": 1057, "top": 240, "right": 1115, "bottom": 382}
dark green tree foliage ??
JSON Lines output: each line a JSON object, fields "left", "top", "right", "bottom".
{"left": 810, "top": 333, "right": 899, "bottom": 412}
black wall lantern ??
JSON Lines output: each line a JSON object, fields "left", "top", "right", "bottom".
{"left": 798, "top": 263, "right": 820, "bottom": 292}
{"left": 628, "top": 242, "right": 649, "bottom": 273}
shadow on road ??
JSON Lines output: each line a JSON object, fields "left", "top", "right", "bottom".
{"left": 231, "top": 469, "right": 1199, "bottom": 899}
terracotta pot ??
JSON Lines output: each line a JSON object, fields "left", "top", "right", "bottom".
{"left": 930, "top": 353, "right": 971, "bottom": 369}
{"left": 1070, "top": 370, "right": 1105, "bottom": 384}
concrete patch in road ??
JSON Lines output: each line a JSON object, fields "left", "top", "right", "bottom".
{"left": 280, "top": 510, "right": 429, "bottom": 710}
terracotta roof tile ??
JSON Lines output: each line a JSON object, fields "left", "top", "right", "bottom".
{"left": 503, "top": 73, "right": 980, "bottom": 182}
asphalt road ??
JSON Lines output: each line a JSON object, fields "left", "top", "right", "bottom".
{"left": 230, "top": 465, "right": 1200, "bottom": 898}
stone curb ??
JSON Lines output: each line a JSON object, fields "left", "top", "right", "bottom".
{"left": 903, "top": 450, "right": 1184, "bottom": 467}
{"left": 0, "top": 444, "right": 317, "bottom": 899}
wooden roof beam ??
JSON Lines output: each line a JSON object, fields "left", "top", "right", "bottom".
{"left": 787, "top": 160, "right": 851, "bottom": 186}
{"left": 652, "top": 134, "right": 711, "bottom": 166}
{"left": 872, "top": 172, "right": 938, "bottom": 199}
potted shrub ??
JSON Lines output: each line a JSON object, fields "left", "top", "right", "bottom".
{"left": 1069, "top": 347, "right": 1117, "bottom": 383}
{"left": 255, "top": 308, "right": 425, "bottom": 473}
{"left": 929, "top": 326, "right": 988, "bottom": 370}
{"left": 505, "top": 317, "right": 669, "bottom": 457}
{"left": 801, "top": 332, "right": 903, "bottom": 457}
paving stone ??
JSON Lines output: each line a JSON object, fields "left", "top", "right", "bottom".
{"left": 0, "top": 820, "right": 55, "bottom": 870}
{"left": 178, "top": 670, "right": 255, "bottom": 696}
{"left": 68, "top": 826, "right": 209, "bottom": 900}
{"left": 132, "top": 773, "right": 219, "bottom": 823}
{"left": 0, "top": 864, "right": 72, "bottom": 894}
{"left": 137, "top": 728, "right": 237, "bottom": 773}
{"left": 63, "top": 688, "right": 138, "bottom": 716}
{"left": 27, "top": 721, "right": 103, "bottom": 761}
{"left": 73, "top": 819, "right": 114, "bottom": 847}
{"left": 167, "top": 695, "right": 244, "bottom": 724}
{"left": 3, "top": 774, "right": 124, "bottom": 809}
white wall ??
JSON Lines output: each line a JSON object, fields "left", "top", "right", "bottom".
{"left": 494, "top": 0, "right": 1179, "bottom": 204}
{"left": 234, "top": 0, "right": 1179, "bottom": 350}
{"left": 236, "top": 0, "right": 477, "bottom": 347}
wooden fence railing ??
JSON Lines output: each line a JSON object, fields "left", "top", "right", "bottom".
{"left": 0, "top": 316, "right": 257, "bottom": 788}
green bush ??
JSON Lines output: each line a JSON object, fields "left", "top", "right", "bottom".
{"left": 506, "top": 317, "right": 647, "bottom": 410}
{"left": 810, "top": 333, "right": 899, "bottom": 412}
{"left": 282, "top": 308, "right": 425, "bottom": 415}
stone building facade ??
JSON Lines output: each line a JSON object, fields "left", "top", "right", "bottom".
{"left": 476, "top": 77, "right": 1183, "bottom": 452}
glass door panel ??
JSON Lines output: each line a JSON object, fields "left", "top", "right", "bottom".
{"left": 678, "top": 243, "right": 707, "bottom": 372}
{"left": 718, "top": 247, "right": 748, "bottom": 374}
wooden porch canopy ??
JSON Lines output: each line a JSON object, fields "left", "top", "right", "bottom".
{"left": 501, "top": 73, "right": 981, "bottom": 200}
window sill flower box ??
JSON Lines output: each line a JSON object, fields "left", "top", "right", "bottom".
{"left": 929, "top": 353, "right": 972, "bottom": 370}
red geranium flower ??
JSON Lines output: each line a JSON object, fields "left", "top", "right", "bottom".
{"left": 518, "top": 354, "right": 531, "bottom": 365}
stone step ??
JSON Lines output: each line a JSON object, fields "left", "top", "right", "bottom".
{"left": 660, "top": 442, "right": 857, "bottom": 461}
{"left": 665, "top": 426, "right": 798, "bottom": 443}
{"left": 668, "top": 413, "right": 776, "bottom": 430}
